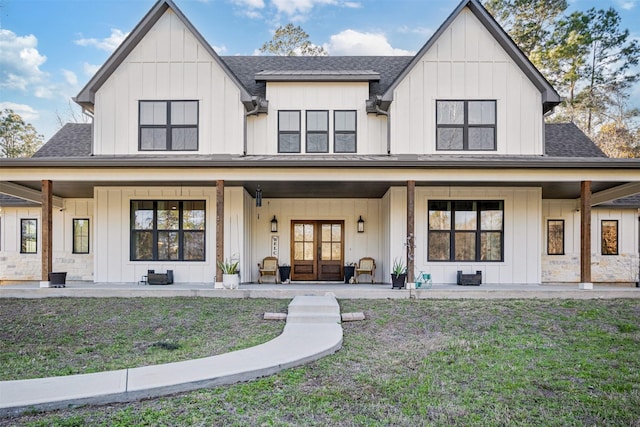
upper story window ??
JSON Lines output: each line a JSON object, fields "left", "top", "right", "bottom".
{"left": 601, "top": 220, "right": 618, "bottom": 255}
{"left": 436, "top": 100, "right": 496, "bottom": 151}
{"left": 73, "top": 219, "right": 90, "bottom": 254}
{"left": 139, "top": 101, "right": 198, "bottom": 151}
{"left": 334, "top": 111, "right": 357, "bottom": 153}
{"left": 547, "top": 219, "right": 564, "bottom": 255}
{"left": 279, "top": 111, "right": 301, "bottom": 153}
{"left": 306, "top": 111, "right": 329, "bottom": 153}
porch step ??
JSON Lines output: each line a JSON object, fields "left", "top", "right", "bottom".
{"left": 286, "top": 295, "right": 341, "bottom": 324}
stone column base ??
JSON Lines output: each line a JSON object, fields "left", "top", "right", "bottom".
{"left": 579, "top": 282, "right": 593, "bottom": 290}
{"left": 39, "top": 281, "right": 50, "bottom": 288}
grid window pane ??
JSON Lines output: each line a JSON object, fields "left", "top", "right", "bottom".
{"left": 436, "top": 128, "right": 463, "bottom": 150}
{"left": 334, "top": 134, "right": 356, "bottom": 152}
{"left": 140, "top": 128, "right": 167, "bottom": 150}
{"left": 468, "top": 128, "right": 495, "bottom": 150}
{"left": 171, "top": 101, "right": 197, "bottom": 125}
{"left": 279, "top": 111, "right": 300, "bottom": 131}
{"left": 183, "top": 201, "right": 205, "bottom": 230}
{"left": 468, "top": 101, "right": 495, "bottom": 125}
{"left": 307, "top": 134, "right": 328, "bottom": 152}
{"left": 133, "top": 231, "right": 153, "bottom": 260}
{"left": 437, "top": 101, "right": 464, "bottom": 124}
{"left": 481, "top": 209, "right": 503, "bottom": 231}
{"left": 335, "top": 111, "right": 356, "bottom": 131}
{"left": 157, "top": 201, "right": 180, "bottom": 230}
{"left": 158, "top": 231, "right": 179, "bottom": 260}
{"left": 307, "top": 111, "right": 328, "bottom": 131}
{"left": 140, "top": 102, "right": 166, "bottom": 125}
{"left": 455, "top": 232, "right": 476, "bottom": 261}
{"left": 481, "top": 232, "right": 502, "bottom": 261}
{"left": 133, "top": 201, "right": 154, "bottom": 230}
{"left": 171, "top": 128, "right": 198, "bottom": 150}
{"left": 547, "top": 220, "right": 564, "bottom": 255}
{"left": 183, "top": 232, "right": 205, "bottom": 260}
{"left": 455, "top": 210, "right": 477, "bottom": 231}
{"left": 279, "top": 134, "right": 300, "bottom": 152}
{"left": 601, "top": 220, "right": 618, "bottom": 255}
{"left": 429, "top": 231, "right": 450, "bottom": 261}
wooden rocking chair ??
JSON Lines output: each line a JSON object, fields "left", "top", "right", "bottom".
{"left": 355, "top": 257, "right": 376, "bottom": 283}
{"left": 258, "top": 257, "right": 279, "bottom": 283}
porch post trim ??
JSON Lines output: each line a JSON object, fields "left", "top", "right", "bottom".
{"left": 41, "top": 180, "right": 53, "bottom": 281}
{"left": 407, "top": 180, "right": 415, "bottom": 284}
{"left": 216, "top": 180, "right": 224, "bottom": 283}
{"left": 580, "top": 180, "right": 592, "bottom": 288}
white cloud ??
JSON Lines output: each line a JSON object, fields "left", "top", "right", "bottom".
{"left": 75, "top": 28, "right": 128, "bottom": 53}
{"left": 213, "top": 44, "right": 228, "bottom": 54}
{"left": 616, "top": 0, "right": 636, "bottom": 10}
{"left": 343, "top": 1, "right": 361, "bottom": 8}
{"left": 0, "top": 102, "right": 40, "bottom": 121}
{"left": 231, "top": 0, "right": 265, "bottom": 7}
{"left": 62, "top": 69, "right": 78, "bottom": 86}
{"left": 398, "top": 25, "right": 433, "bottom": 39}
{"left": 271, "top": 0, "right": 337, "bottom": 16}
{"left": 0, "top": 29, "right": 47, "bottom": 92}
{"left": 83, "top": 62, "right": 101, "bottom": 76}
{"left": 324, "top": 29, "right": 415, "bottom": 56}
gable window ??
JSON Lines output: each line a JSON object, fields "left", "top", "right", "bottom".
{"left": 139, "top": 101, "right": 198, "bottom": 151}
{"left": 21, "top": 219, "right": 37, "bottom": 254}
{"left": 306, "top": 111, "right": 329, "bottom": 153}
{"left": 547, "top": 220, "right": 564, "bottom": 255}
{"left": 436, "top": 100, "right": 496, "bottom": 151}
{"left": 428, "top": 200, "right": 503, "bottom": 262}
{"left": 334, "top": 110, "right": 356, "bottom": 153}
{"left": 131, "top": 200, "right": 205, "bottom": 261}
{"left": 73, "top": 219, "right": 90, "bottom": 254}
{"left": 278, "top": 111, "right": 301, "bottom": 153}
{"left": 601, "top": 220, "right": 618, "bottom": 255}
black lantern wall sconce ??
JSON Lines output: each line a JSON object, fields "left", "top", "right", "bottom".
{"left": 271, "top": 215, "right": 278, "bottom": 232}
{"left": 357, "top": 216, "right": 365, "bottom": 233}
{"left": 255, "top": 187, "right": 262, "bottom": 207}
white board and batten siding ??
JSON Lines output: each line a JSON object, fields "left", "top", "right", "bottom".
{"left": 93, "top": 9, "right": 244, "bottom": 156}
{"left": 93, "top": 187, "right": 217, "bottom": 283}
{"left": 248, "top": 82, "right": 386, "bottom": 155}
{"left": 391, "top": 8, "right": 543, "bottom": 155}
{"left": 415, "top": 187, "right": 542, "bottom": 284}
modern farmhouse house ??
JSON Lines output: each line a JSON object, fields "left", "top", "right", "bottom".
{"left": 1, "top": 0, "right": 639, "bottom": 286}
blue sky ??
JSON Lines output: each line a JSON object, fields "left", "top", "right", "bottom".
{"left": 1, "top": 0, "right": 639, "bottom": 142}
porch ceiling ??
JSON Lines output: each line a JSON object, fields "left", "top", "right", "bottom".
{"left": 6, "top": 180, "right": 627, "bottom": 200}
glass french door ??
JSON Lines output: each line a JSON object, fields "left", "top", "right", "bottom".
{"left": 291, "top": 220, "right": 344, "bottom": 281}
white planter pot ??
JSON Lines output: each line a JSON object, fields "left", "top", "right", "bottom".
{"left": 222, "top": 274, "right": 240, "bottom": 289}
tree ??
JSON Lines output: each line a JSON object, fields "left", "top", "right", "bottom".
{"left": 0, "top": 109, "right": 44, "bottom": 158}
{"left": 259, "top": 24, "right": 327, "bottom": 56}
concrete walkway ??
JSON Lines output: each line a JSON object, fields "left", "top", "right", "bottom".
{"left": 0, "top": 294, "right": 343, "bottom": 416}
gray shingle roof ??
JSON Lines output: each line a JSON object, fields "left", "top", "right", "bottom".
{"left": 544, "top": 123, "right": 607, "bottom": 158}
{"left": 32, "top": 123, "right": 92, "bottom": 157}
{"left": 221, "top": 56, "right": 412, "bottom": 99}
{"left": 598, "top": 193, "right": 640, "bottom": 208}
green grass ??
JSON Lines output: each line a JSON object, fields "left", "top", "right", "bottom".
{"left": 1, "top": 298, "right": 639, "bottom": 426}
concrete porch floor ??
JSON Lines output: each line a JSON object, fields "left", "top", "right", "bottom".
{"left": 1, "top": 281, "right": 638, "bottom": 299}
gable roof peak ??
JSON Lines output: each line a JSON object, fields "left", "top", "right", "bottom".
{"left": 380, "top": 0, "right": 561, "bottom": 113}
{"left": 74, "top": 0, "right": 254, "bottom": 112}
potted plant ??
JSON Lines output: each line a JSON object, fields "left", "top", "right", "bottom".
{"left": 217, "top": 259, "right": 240, "bottom": 289}
{"left": 391, "top": 257, "right": 407, "bottom": 289}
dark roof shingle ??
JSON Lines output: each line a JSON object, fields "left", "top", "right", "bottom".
{"left": 544, "top": 123, "right": 607, "bottom": 158}
{"left": 32, "top": 123, "right": 92, "bottom": 158}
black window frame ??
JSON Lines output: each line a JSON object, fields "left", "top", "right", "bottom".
{"left": 138, "top": 100, "right": 199, "bottom": 151}
{"left": 601, "top": 219, "right": 619, "bottom": 255}
{"left": 436, "top": 100, "right": 496, "bottom": 151}
{"left": 547, "top": 219, "right": 565, "bottom": 255}
{"left": 278, "top": 110, "right": 301, "bottom": 153}
{"left": 306, "top": 110, "right": 329, "bottom": 153}
{"left": 73, "top": 218, "right": 90, "bottom": 254}
{"left": 334, "top": 110, "right": 357, "bottom": 153}
{"left": 427, "top": 200, "right": 504, "bottom": 262}
{"left": 20, "top": 218, "right": 37, "bottom": 254}
{"left": 130, "top": 200, "right": 206, "bottom": 262}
